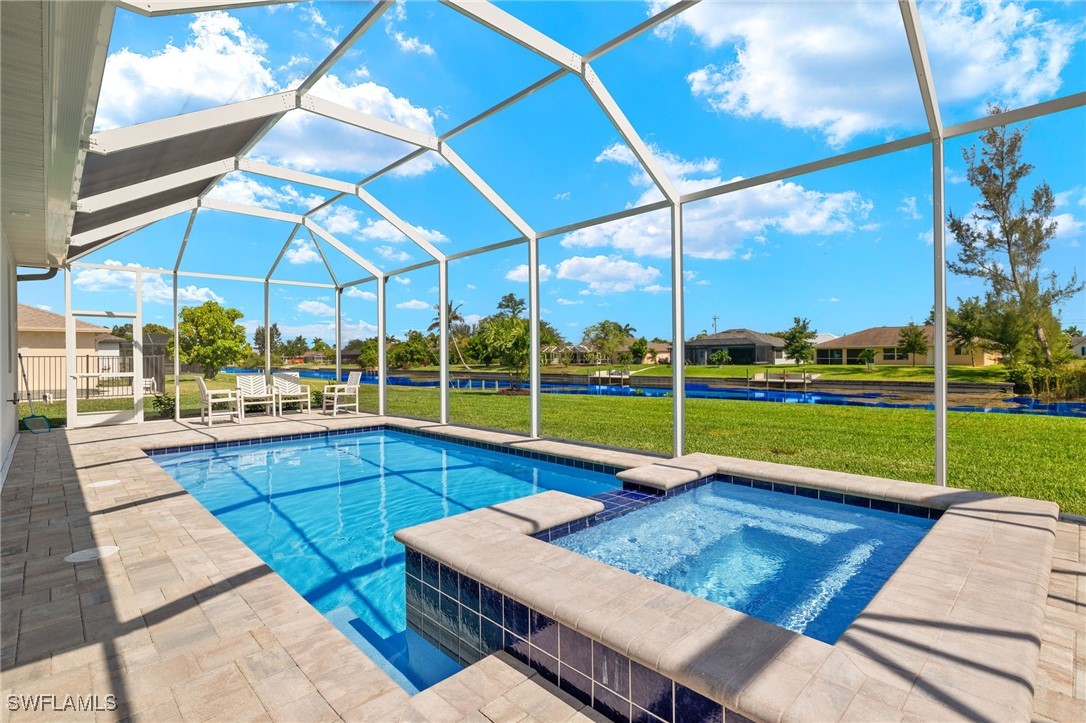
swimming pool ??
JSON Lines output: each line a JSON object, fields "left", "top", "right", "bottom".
{"left": 152, "top": 429, "right": 618, "bottom": 693}
{"left": 552, "top": 481, "right": 935, "bottom": 644}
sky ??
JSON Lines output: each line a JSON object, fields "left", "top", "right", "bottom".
{"left": 17, "top": 0, "right": 1086, "bottom": 346}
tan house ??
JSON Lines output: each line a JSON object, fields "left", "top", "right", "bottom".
{"left": 814, "top": 325, "right": 1000, "bottom": 366}
{"left": 17, "top": 304, "right": 111, "bottom": 397}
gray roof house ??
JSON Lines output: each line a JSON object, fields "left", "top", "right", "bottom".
{"left": 685, "top": 329, "right": 786, "bottom": 365}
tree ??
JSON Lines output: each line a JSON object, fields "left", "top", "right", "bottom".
{"left": 497, "top": 293, "right": 526, "bottom": 318}
{"left": 539, "top": 320, "right": 565, "bottom": 347}
{"left": 582, "top": 320, "right": 627, "bottom": 364}
{"left": 898, "top": 322, "right": 929, "bottom": 367}
{"left": 1064, "top": 325, "right": 1083, "bottom": 338}
{"left": 620, "top": 323, "right": 637, "bottom": 336}
{"left": 478, "top": 315, "right": 530, "bottom": 388}
{"left": 171, "top": 301, "right": 247, "bottom": 379}
{"left": 947, "top": 106, "right": 1083, "bottom": 365}
{"left": 282, "top": 335, "right": 309, "bottom": 358}
{"left": 253, "top": 323, "right": 283, "bottom": 357}
{"left": 948, "top": 297, "right": 989, "bottom": 366}
{"left": 387, "top": 330, "right": 434, "bottom": 369}
{"left": 629, "top": 337, "right": 649, "bottom": 364}
{"left": 782, "top": 317, "right": 816, "bottom": 365}
{"left": 709, "top": 349, "right": 731, "bottom": 367}
{"left": 429, "top": 301, "right": 472, "bottom": 370}
{"left": 857, "top": 348, "right": 877, "bottom": 368}
{"left": 111, "top": 322, "right": 171, "bottom": 340}
{"left": 311, "top": 337, "right": 333, "bottom": 355}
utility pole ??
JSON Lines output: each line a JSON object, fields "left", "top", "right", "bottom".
{"left": 712, "top": 315, "right": 719, "bottom": 334}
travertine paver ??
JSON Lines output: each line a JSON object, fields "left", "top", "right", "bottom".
{"left": 1, "top": 415, "right": 1082, "bottom": 722}
{"left": 0, "top": 415, "right": 648, "bottom": 722}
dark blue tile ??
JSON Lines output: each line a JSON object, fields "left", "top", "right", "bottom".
{"left": 794, "top": 485, "right": 819, "bottom": 499}
{"left": 481, "top": 617, "right": 504, "bottom": 653}
{"left": 631, "top": 661, "right": 672, "bottom": 722}
{"left": 530, "top": 610, "right": 559, "bottom": 657}
{"left": 421, "top": 581, "right": 439, "bottom": 619}
{"left": 530, "top": 647, "right": 560, "bottom": 686}
{"left": 505, "top": 631, "right": 530, "bottom": 665}
{"left": 560, "top": 663, "right": 594, "bottom": 706}
{"left": 480, "top": 585, "right": 503, "bottom": 625}
{"left": 422, "top": 555, "right": 440, "bottom": 589}
{"left": 732, "top": 476, "right": 752, "bottom": 487}
{"left": 440, "top": 564, "right": 459, "bottom": 598}
{"left": 724, "top": 709, "right": 755, "bottom": 723}
{"left": 560, "top": 624, "right": 592, "bottom": 676}
{"left": 405, "top": 575, "right": 422, "bottom": 610}
{"left": 675, "top": 684, "right": 722, "bottom": 723}
{"left": 459, "top": 610, "right": 481, "bottom": 650}
{"left": 899, "top": 503, "right": 930, "bottom": 518}
{"left": 870, "top": 498, "right": 899, "bottom": 513}
{"left": 593, "top": 683, "right": 632, "bottom": 723}
{"left": 459, "top": 576, "right": 480, "bottom": 612}
{"left": 751, "top": 479, "right": 773, "bottom": 491}
{"left": 772, "top": 482, "right": 796, "bottom": 495}
{"left": 593, "top": 641, "right": 630, "bottom": 697}
{"left": 633, "top": 705, "right": 667, "bottom": 723}
{"left": 929, "top": 508, "right": 944, "bottom": 520}
{"left": 844, "top": 494, "right": 870, "bottom": 508}
{"left": 819, "top": 490, "right": 844, "bottom": 504}
{"left": 439, "top": 593, "right": 459, "bottom": 631}
{"left": 405, "top": 548, "right": 421, "bottom": 579}
{"left": 503, "top": 596, "right": 529, "bottom": 639}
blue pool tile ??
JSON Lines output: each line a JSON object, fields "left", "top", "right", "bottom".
{"left": 439, "top": 593, "right": 459, "bottom": 631}
{"left": 559, "top": 664, "right": 592, "bottom": 706}
{"left": 730, "top": 476, "right": 752, "bottom": 487}
{"left": 505, "top": 632, "right": 530, "bottom": 665}
{"left": 751, "top": 480, "right": 773, "bottom": 491}
{"left": 459, "top": 610, "right": 481, "bottom": 650}
{"left": 480, "top": 585, "right": 503, "bottom": 625}
{"left": 405, "top": 549, "right": 421, "bottom": 579}
{"left": 422, "top": 555, "right": 440, "bottom": 589}
{"left": 899, "top": 503, "right": 930, "bottom": 518}
{"left": 593, "top": 683, "right": 632, "bottom": 723}
{"left": 459, "top": 576, "right": 480, "bottom": 612}
{"left": 440, "top": 564, "right": 459, "bottom": 598}
{"left": 530, "top": 647, "right": 560, "bottom": 686}
{"left": 870, "top": 498, "right": 899, "bottom": 513}
{"left": 481, "top": 617, "right": 504, "bottom": 652}
{"left": 405, "top": 575, "right": 422, "bottom": 610}
{"left": 559, "top": 624, "right": 592, "bottom": 676}
{"left": 675, "top": 684, "right": 722, "bottom": 723}
{"left": 421, "top": 581, "right": 439, "bottom": 619}
{"left": 819, "top": 490, "right": 844, "bottom": 504}
{"left": 631, "top": 661, "right": 673, "bottom": 722}
{"left": 530, "top": 610, "right": 559, "bottom": 657}
{"left": 843, "top": 494, "right": 871, "bottom": 508}
{"left": 593, "top": 641, "right": 630, "bottom": 697}
{"left": 772, "top": 482, "right": 796, "bottom": 495}
{"left": 794, "top": 485, "right": 819, "bottom": 499}
{"left": 503, "top": 596, "right": 530, "bottom": 639}
{"left": 724, "top": 709, "right": 755, "bottom": 722}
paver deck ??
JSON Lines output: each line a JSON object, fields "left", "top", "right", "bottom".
{"left": 0, "top": 413, "right": 1081, "bottom": 721}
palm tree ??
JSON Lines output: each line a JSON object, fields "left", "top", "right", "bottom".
{"left": 430, "top": 301, "right": 472, "bottom": 370}
{"left": 620, "top": 323, "right": 637, "bottom": 336}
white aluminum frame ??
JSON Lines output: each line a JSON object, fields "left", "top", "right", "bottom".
{"left": 58, "top": 0, "right": 1085, "bottom": 481}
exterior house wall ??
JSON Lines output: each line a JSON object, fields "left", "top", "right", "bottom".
{"left": 1, "top": 226, "right": 17, "bottom": 484}
{"left": 17, "top": 330, "right": 101, "bottom": 399}
{"left": 819, "top": 345, "right": 1000, "bottom": 366}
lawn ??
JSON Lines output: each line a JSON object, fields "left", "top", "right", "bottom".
{"left": 19, "top": 374, "right": 1084, "bottom": 515}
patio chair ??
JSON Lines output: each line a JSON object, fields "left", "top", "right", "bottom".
{"left": 195, "top": 376, "right": 241, "bottom": 426}
{"left": 236, "top": 374, "right": 276, "bottom": 417}
{"left": 273, "top": 373, "right": 311, "bottom": 416}
{"left": 323, "top": 371, "right": 362, "bottom": 416}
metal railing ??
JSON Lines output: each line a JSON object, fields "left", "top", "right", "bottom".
{"left": 17, "top": 355, "right": 166, "bottom": 402}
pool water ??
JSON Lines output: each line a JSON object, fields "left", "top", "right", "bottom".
{"left": 153, "top": 430, "right": 617, "bottom": 692}
{"left": 553, "top": 482, "right": 935, "bottom": 644}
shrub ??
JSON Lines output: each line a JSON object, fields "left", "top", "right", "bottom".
{"left": 311, "top": 389, "right": 324, "bottom": 408}
{"left": 151, "top": 393, "right": 175, "bottom": 419}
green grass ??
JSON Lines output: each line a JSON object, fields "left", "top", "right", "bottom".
{"left": 19, "top": 374, "right": 1084, "bottom": 515}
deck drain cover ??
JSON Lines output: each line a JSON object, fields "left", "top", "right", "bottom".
{"left": 64, "top": 546, "right": 119, "bottom": 563}
{"left": 88, "top": 480, "right": 120, "bottom": 488}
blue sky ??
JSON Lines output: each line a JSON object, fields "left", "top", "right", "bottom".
{"left": 18, "top": 0, "right": 1086, "bottom": 344}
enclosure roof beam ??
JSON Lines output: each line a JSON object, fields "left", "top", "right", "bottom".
{"left": 238, "top": 159, "right": 357, "bottom": 195}
{"left": 306, "top": 227, "right": 340, "bottom": 287}
{"left": 439, "top": 144, "right": 535, "bottom": 239}
{"left": 70, "top": 199, "right": 198, "bottom": 246}
{"left": 305, "top": 219, "right": 384, "bottom": 278}
{"left": 88, "top": 92, "right": 298, "bottom": 155}
{"left": 172, "top": 209, "right": 199, "bottom": 273}
{"left": 76, "top": 159, "right": 235, "bottom": 213}
{"left": 299, "top": 95, "right": 440, "bottom": 150}
{"left": 899, "top": 0, "right": 942, "bottom": 139}
{"left": 69, "top": 260, "right": 335, "bottom": 288}
{"left": 266, "top": 224, "right": 302, "bottom": 281}
{"left": 297, "top": 1, "right": 395, "bottom": 94}
{"left": 355, "top": 188, "right": 445, "bottom": 261}
{"left": 943, "top": 92, "right": 1086, "bottom": 140}
{"left": 115, "top": 0, "right": 298, "bottom": 17}
{"left": 198, "top": 198, "right": 303, "bottom": 224}
{"left": 439, "top": 1, "right": 582, "bottom": 73}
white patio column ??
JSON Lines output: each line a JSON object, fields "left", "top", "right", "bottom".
{"left": 439, "top": 259, "right": 449, "bottom": 424}
{"left": 528, "top": 234, "right": 541, "bottom": 438}
{"left": 173, "top": 272, "right": 180, "bottom": 421}
{"left": 377, "top": 276, "right": 387, "bottom": 416}
{"left": 932, "top": 141, "right": 948, "bottom": 486}
{"left": 335, "top": 287, "right": 342, "bottom": 381}
{"left": 671, "top": 203, "right": 685, "bottom": 457}
{"left": 134, "top": 271, "right": 144, "bottom": 423}
{"left": 65, "top": 268, "right": 76, "bottom": 425}
{"left": 263, "top": 281, "right": 271, "bottom": 375}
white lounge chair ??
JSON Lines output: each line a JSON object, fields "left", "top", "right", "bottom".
{"left": 273, "top": 373, "right": 311, "bottom": 416}
{"left": 323, "top": 371, "right": 362, "bottom": 416}
{"left": 195, "top": 376, "right": 240, "bottom": 426}
{"left": 236, "top": 374, "right": 275, "bottom": 417}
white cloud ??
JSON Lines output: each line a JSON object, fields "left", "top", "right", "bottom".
{"left": 555, "top": 256, "right": 662, "bottom": 295}
{"left": 375, "top": 245, "right": 412, "bottom": 262}
{"left": 308, "top": 206, "right": 449, "bottom": 247}
{"left": 276, "top": 319, "right": 377, "bottom": 339}
{"left": 1053, "top": 213, "right": 1085, "bottom": 242}
{"left": 463, "top": 313, "right": 483, "bottom": 326}
{"left": 696, "top": 279, "right": 711, "bottom": 286}
{"left": 284, "top": 239, "right": 321, "bottom": 265}
{"left": 505, "top": 264, "right": 553, "bottom": 283}
{"left": 554, "top": 191, "right": 571, "bottom": 201}
{"left": 95, "top": 12, "right": 276, "bottom": 129}
{"left": 297, "top": 299, "right": 335, "bottom": 317}
{"left": 396, "top": 299, "right": 430, "bottom": 310}
{"left": 206, "top": 174, "right": 324, "bottom": 211}
{"left": 359, "top": 218, "right": 448, "bottom": 244}
{"left": 594, "top": 142, "right": 719, "bottom": 187}
{"left": 466, "top": 284, "right": 476, "bottom": 290}
{"left": 256, "top": 74, "right": 437, "bottom": 177}
{"left": 393, "top": 276, "right": 411, "bottom": 285}
{"left": 565, "top": 143, "right": 872, "bottom": 260}
{"left": 556, "top": 298, "right": 582, "bottom": 305}
{"left": 898, "top": 196, "right": 921, "bottom": 220}
{"left": 35, "top": 304, "right": 51, "bottom": 311}
{"left": 642, "top": 284, "right": 671, "bottom": 294}
{"left": 659, "top": 0, "right": 1081, "bottom": 147}
{"left": 74, "top": 261, "right": 222, "bottom": 304}
{"left": 344, "top": 287, "right": 377, "bottom": 301}
{"left": 389, "top": 31, "right": 435, "bottom": 56}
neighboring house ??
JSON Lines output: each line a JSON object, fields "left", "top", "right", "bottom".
{"left": 645, "top": 341, "right": 671, "bottom": 364}
{"left": 541, "top": 344, "right": 602, "bottom": 366}
{"left": 685, "top": 329, "right": 786, "bottom": 365}
{"left": 16, "top": 304, "right": 109, "bottom": 397}
{"left": 814, "top": 325, "right": 1000, "bottom": 366}
{"left": 813, "top": 332, "right": 839, "bottom": 346}
{"left": 301, "top": 350, "right": 326, "bottom": 364}
{"left": 1071, "top": 335, "right": 1086, "bottom": 359}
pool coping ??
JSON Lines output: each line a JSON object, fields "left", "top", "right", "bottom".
{"left": 395, "top": 453, "right": 1059, "bottom": 722}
